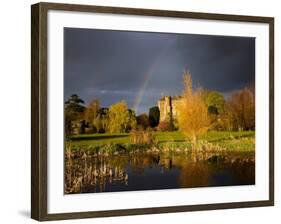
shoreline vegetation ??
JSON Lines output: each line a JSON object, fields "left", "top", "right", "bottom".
{"left": 66, "top": 130, "right": 255, "bottom": 156}
{"left": 65, "top": 130, "right": 255, "bottom": 194}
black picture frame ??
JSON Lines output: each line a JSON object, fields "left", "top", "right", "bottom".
{"left": 31, "top": 2, "right": 274, "bottom": 221}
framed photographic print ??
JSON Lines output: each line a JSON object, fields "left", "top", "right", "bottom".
{"left": 31, "top": 2, "right": 274, "bottom": 221}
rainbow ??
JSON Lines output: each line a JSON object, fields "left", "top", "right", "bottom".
{"left": 133, "top": 38, "right": 177, "bottom": 114}
{"left": 133, "top": 65, "right": 154, "bottom": 114}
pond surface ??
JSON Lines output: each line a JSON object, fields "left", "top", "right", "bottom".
{"left": 65, "top": 151, "right": 255, "bottom": 194}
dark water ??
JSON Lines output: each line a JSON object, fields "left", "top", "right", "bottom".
{"left": 65, "top": 151, "right": 255, "bottom": 194}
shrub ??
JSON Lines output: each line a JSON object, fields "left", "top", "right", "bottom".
{"left": 157, "top": 121, "right": 170, "bottom": 132}
{"left": 130, "top": 128, "right": 155, "bottom": 145}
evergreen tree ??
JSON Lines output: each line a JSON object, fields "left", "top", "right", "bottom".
{"left": 148, "top": 106, "right": 160, "bottom": 128}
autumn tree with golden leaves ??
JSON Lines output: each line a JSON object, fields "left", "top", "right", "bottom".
{"left": 178, "top": 71, "right": 210, "bottom": 145}
{"left": 108, "top": 101, "right": 137, "bottom": 133}
{"left": 84, "top": 99, "right": 100, "bottom": 124}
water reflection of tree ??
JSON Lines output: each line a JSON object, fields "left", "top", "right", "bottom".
{"left": 228, "top": 158, "right": 255, "bottom": 184}
{"left": 179, "top": 162, "right": 210, "bottom": 187}
{"left": 178, "top": 155, "right": 255, "bottom": 188}
{"left": 65, "top": 151, "right": 255, "bottom": 194}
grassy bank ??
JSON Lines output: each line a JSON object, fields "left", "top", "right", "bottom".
{"left": 66, "top": 131, "right": 255, "bottom": 153}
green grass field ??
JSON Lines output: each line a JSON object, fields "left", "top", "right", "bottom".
{"left": 67, "top": 131, "right": 255, "bottom": 152}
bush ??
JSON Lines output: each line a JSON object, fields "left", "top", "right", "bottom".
{"left": 157, "top": 121, "right": 170, "bottom": 132}
{"left": 130, "top": 128, "right": 155, "bottom": 145}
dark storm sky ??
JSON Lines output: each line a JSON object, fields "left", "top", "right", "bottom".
{"left": 64, "top": 28, "right": 255, "bottom": 115}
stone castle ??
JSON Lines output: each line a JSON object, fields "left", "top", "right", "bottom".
{"left": 157, "top": 96, "right": 184, "bottom": 122}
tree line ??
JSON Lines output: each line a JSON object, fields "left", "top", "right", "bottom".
{"left": 65, "top": 72, "right": 254, "bottom": 137}
{"left": 64, "top": 95, "right": 160, "bottom": 135}
{"left": 177, "top": 71, "right": 255, "bottom": 143}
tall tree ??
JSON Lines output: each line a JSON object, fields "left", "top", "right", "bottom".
{"left": 127, "top": 109, "right": 137, "bottom": 132}
{"left": 205, "top": 91, "right": 226, "bottom": 114}
{"left": 64, "top": 94, "right": 85, "bottom": 135}
{"left": 65, "top": 94, "right": 85, "bottom": 115}
{"left": 178, "top": 71, "right": 210, "bottom": 145}
{"left": 227, "top": 88, "right": 255, "bottom": 130}
{"left": 137, "top": 113, "right": 150, "bottom": 129}
{"left": 84, "top": 99, "right": 100, "bottom": 124}
{"left": 148, "top": 106, "right": 160, "bottom": 128}
{"left": 108, "top": 101, "right": 136, "bottom": 133}
{"left": 95, "top": 107, "right": 109, "bottom": 133}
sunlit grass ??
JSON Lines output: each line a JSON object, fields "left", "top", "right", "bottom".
{"left": 66, "top": 131, "right": 255, "bottom": 152}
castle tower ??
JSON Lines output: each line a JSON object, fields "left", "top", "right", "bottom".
{"left": 158, "top": 96, "right": 173, "bottom": 122}
{"left": 158, "top": 95, "right": 183, "bottom": 124}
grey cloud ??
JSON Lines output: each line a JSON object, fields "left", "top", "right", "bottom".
{"left": 64, "top": 28, "right": 255, "bottom": 114}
